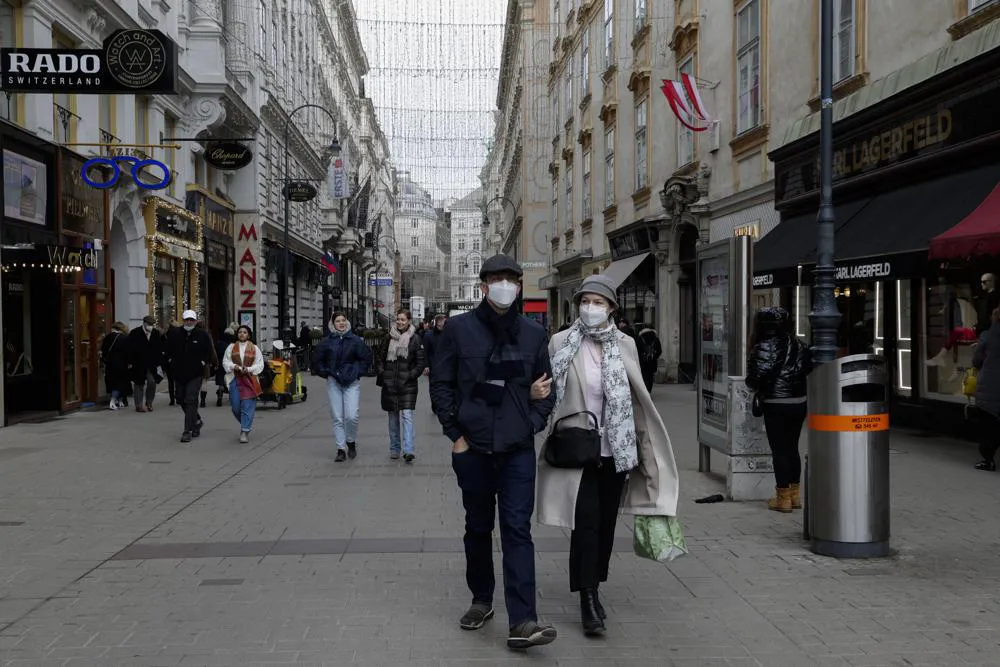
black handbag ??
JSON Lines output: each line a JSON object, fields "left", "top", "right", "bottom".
{"left": 544, "top": 410, "right": 602, "bottom": 469}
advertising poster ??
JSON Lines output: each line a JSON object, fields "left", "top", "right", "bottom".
{"left": 3, "top": 150, "right": 46, "bottom": 226}
{"left": 699, "top": 252, "right": 730, "bottom": 439}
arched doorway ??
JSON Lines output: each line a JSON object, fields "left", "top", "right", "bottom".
{"left": 676, "top": 224, "right": 700, "bottom": 383}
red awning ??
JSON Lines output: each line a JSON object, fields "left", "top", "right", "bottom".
{"left": 523, "top": 300, "right": 548, "bottom": 313}
{"left": 929, "top": 182, "right": 1000, "bottom": 260}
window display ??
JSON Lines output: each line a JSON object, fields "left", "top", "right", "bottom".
{"left": 924, "top": 281, "right": 978, "bottom": 401}
{"left": 698, "top": 253, "right": 729, "bottom": 439}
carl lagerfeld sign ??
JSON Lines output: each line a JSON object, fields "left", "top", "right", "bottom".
{"left": 0, "top": 30, "right": 178, "bottom": 94}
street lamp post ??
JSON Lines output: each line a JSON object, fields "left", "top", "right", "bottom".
{"left": 809, "top": 0, "right": 841, "bottom": 364}
{"left": 481, "top": 189, "right": 518, "bottom": 253}
{"left": 280, "top": 103, "right": 340, "bottom": 346}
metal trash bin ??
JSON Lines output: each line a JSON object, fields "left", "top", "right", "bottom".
{"left": 806, "top": 354, "right": 890, "bottom": 558}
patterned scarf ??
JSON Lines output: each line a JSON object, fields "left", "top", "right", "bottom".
{"left": 387, "top": 324, "right": 414, "bottom": 360}
{"left": 230, "top": 342, "right": 262, "bottom": 399}
{"left": 551, "top": 319, "right": 638, "bottom": 473}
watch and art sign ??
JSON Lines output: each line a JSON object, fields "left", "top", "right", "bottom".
{"left": 0, "top": 30, "right": 178, "bottom": 94}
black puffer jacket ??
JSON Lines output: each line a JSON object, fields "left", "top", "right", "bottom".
{"left": 377, "top": 329, "right": 427, "bottom": 412}
{"left": 746, "top": 307, "right": 813, "bottom": 399}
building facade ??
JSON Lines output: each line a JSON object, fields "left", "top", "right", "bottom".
{"left": 448, "top": 188, "right": 483, "bottom": 305}
{"left": 0, "top": 0, "right": 391, "bottom": 424}
{"left": 393, "top": 173, "right": 445, "bottom": 315}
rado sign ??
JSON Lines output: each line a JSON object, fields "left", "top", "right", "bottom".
{"left": 204, "top": 142, "right": 253, "bottom": 170}
{"left": 0, "top": 30, "right": 178, "bottom": 94}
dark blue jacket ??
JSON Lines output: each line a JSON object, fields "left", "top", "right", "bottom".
{"left": 430, "top": 307, "right": 555, "bottom": 453}
{"left": 423, "top": 328, "right": 438, "bottom": 369}
{"left": 313, "top": 330, "right": 372, "bottom": 387}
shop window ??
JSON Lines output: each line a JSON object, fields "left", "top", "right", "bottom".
{"left": 923, "top": 280, "right": 979, "bottom": 402}
{"left": 835, "top": 282, "right": 877, "bottom": 356}
{"left": 62, "top": 292, "right": 77, "bottom": 404}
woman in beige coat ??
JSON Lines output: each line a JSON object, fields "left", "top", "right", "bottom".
{"left": 534, "top": 274, "right": 679, "bottom": 638}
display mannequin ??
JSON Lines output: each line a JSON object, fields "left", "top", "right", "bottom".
{"left": 926, "top": 292, "right": 978, "bottom": 372}
{"left": 978, "top": 273, "right": 999, "bottom": 335}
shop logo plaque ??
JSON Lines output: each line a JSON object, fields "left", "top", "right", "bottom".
{"left": 204, "top": 142, "right": 253, "bottom": 170}
{"left": 104, "top": 30, "right": 168, "bottom": 89}
{"left": 81, "top": 156, "right": 171, "bottom": 191}
{"left": 283, "top": 181, "right": 318, "bottom": 203}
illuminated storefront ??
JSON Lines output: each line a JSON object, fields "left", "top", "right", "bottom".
{"left": 143, "top": 196, "right": 203, "bottom": 328}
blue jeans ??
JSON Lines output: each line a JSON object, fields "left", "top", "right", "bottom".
{"left": 326, "top": 379, "right": 361, "bottom": 449}
{"left": 387, "top": 410, "right": 415, "bottom": 455}
{"left": 451, "top": 446, "right": 537, "bottom": 628}
{"left": 228, "top": 378, "right": 257, "bottom": 432}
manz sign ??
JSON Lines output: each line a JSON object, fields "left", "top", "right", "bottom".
{"left": 204, "top": 142, "right": 253, "bottom": 170}
{"left": 236, "top": 221, "right": 260, "bottom": 309}
{"left": 0, "top": 30, "right": 178, "bottom": 94}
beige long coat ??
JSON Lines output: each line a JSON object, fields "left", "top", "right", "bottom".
{"left": 536, "top": 329, "right": 680, "bottom": 529}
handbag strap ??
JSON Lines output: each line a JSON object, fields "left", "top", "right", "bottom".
{"left": 553, "top": 410, "right": 599, "bottom": 431}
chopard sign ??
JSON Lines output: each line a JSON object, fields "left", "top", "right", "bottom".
{"left": 836, "top": 262, "right": 891, "bottom": 281}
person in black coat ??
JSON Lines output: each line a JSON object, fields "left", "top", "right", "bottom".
{"left": 127, "top": 314, "right": 165, "bottom": 412}
{"left": 746, "top": 306, "right": 813, "bottom": 513}
{"left": 422, "top": 314, "right": 447, "bottom": 376}
{"left": 972, "top": 308, "right": 1000, "bottom": 471}
{"left": 636, "top": 325, "right": 662, "bottom": 391}
{"left": 164, "top": 310, "right": 215, "bottom": 442}
{"left": 376, "top": 309, "right": 427, "bottom": 463}
{"left": 99, "top": 322, "right": 131, "bottom": 410}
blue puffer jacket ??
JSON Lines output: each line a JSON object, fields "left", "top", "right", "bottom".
{"left": 429, "top": 304, "right": 555, "bottom": 453}
{"left": 313, "top": 330, "right": 372, "bottom": 387}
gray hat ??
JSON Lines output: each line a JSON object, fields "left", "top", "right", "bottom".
{"left": 142, "top": 314, "right": 156, "bottom": 326}
{"left": 479, "top": 254, "right": 523, "bottom": 282}
{"left": 573, "top": 274, "right": 618, "bottom": 308}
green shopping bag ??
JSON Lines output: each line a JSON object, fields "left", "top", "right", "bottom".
{"left": 633, "top": 515, "right": 687, "bottom": 563}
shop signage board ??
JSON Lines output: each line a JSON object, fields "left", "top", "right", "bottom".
{"left": 82, "top": 155, "right": 170, "bottom": 190}
{"left": 235, "top": 218, "right": 260, "bottom": 309}
{"left": 752, "top": 252, "right": 925, "bottom": 288}
{"left": 368, "top": 272, "right": 393, "bottom": 287}
{"left": 3, "top": 150, "right": 47, "bottom": 226}
{"left": 0, "top": 30, "right": 179, "bottom": 94}
{"left": 283, "top": 181, "right": 317, "bottom": 203}
{"left": 204, "top": 142, "right": 253, "bottom": 170}
{"left": 775, "top": 78, "right": 1000, "bottom": 205}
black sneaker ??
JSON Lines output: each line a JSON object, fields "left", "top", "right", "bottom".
{"left": 459, "top": 603, "right": 494, "bottom": 630}
{"left": 335, "top": 449, "right": 347, "bottom": 463}
{"left": 975, "top": 460, "right": 996, "bottom": 471}
{"left": 191, "top": 427, "right": 201, "bottom": 438}
{"left": 180, "top": 431, "right": 192, "bottom": 443}
{"left": 403, "top": 453, "right": 415, "bottom": 464}
{"left": 347, "top": 442, "right": 357, "bottom": 459}
{"left": 507, "top": 621, "right": 557, "bottom": 649}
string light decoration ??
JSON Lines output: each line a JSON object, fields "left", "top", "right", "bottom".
{"left": 0, "top": 263, "right": 82, "bottom": 273}
{"left": 143, "top": 195, "right": 205, "bottom": 320}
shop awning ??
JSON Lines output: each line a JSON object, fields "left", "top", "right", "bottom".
{"left": 754, "top": 163, "right": 1000, "bottom": 285}
{"left": 603, "top": 252, "right": 650, "bottom": 287}
{"left": 929, "top": 182, "right": 1000, "bottom": 260}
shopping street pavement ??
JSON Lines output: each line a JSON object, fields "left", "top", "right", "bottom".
{"left": 1, "top": 378, "right": 1000, "bottom": 667}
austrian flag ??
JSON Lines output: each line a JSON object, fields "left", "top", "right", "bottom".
{"left": 661, "top": 74, "right": 714, "bottom": 132}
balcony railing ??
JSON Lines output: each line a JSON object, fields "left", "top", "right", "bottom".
{"left": 53, "top": 103, "right": 81, "bottom": 143}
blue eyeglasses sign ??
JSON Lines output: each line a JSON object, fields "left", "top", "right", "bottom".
{"left": 81, "top": 155, "right": 171, "bottom": 191}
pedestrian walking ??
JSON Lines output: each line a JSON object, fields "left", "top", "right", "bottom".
{"left": 376, "top": 309, "right": 427, "bottom": 463}
{"left": 537, "top": 274, "right": 680, "bottom": 638}
{"left": 430, "top": 253, "right": 558, "bottom": 650}
{"left": 313, "top": 313, "right": 372, "bottom": 462}
{"left": 99, "top": 322, "right": 130, "bottom": 410}
{"left": 196, "top": 321, "right": 219, "bottom": 409}
{"left": 422, "top": 314, "right": 447, "bottom": 376}
{"left": 165, "top": 310, "right": 214, "bottom": 443}
{"left": 972, "top": 308, "right": 1000, "bottom": 471}
{"left": 746, "top": 306, "right": 813, "bottom": 512}
{"left": 297, "top": 321, "right": 312, "bottom": 370}
{"left": 636, "top": 325, "right": 662, "bottom": 392}
{"left": 126, "top": 315, "right": 165, "bottom": 413}
{"left": 163, "top": 321, "right": 180, "bottom": 406}
{"left": 222, "top": 325, "right": 265, "bottom": 443}
{"left": 215, "top": 323, "right": 236, "bottom": 406}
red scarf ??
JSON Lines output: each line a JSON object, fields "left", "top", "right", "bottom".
{"left": 231, "top": 342, "right": 262, "bottom": 399}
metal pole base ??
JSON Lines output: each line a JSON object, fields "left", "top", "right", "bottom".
{"left": 698, "top": 444, "right": 711, "bottom": 473}
{"left": 810, "top": 538, "right": 890, "bottom": 559}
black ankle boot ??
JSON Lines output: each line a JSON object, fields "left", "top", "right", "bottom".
{"left": 579, "top": 588, "right": 605, "bottom": 637}
{"left": 594, "top": 586, "right": 607, "bottom": 620}
{"left": 216, "top": 389, "right": 224, "bottom": 407}
{"left": 199, "top": 391, "right": 207, "bottom": 408}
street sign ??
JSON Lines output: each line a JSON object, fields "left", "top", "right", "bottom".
{"left": 283, "top": 181, "right": 317, "bottom": 202}
{"left": 204, "top": 142, "right": 253, "bottom": 170}
{"left": 368, "top": 272, "right": 393, "bottom": 287}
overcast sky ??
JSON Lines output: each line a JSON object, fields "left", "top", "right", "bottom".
{"left": 354, "top": 0, "right": 506, "bottom": 202}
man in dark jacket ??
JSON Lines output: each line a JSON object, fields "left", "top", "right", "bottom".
{"left": 430, "top": 254, "right": 557, "bottom": 650}
{"left": 165, "top": 310, "right": 214, "bottom": 442}
{"left": 422, "top": 314, "right": 447, "bottom": 376}
{"left": 127, "top": 314, "right": 165, "bottom": 413}
{"left": 973, "top": 307, "right": 1000, "bottom": 471}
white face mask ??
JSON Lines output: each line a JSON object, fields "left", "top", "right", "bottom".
{"left": 579, "top": 304, "right": 610, "bottom": 328}
{"left": 183, "top": 324, "right": 195, "bottom": 332}
{"left": 143, "top": 324, "right": 152, "bottom": 333}
{"left": 486, "top": 280, "right": 519, "bottom": 308}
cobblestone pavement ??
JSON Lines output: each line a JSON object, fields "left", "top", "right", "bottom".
{"left": 1, "top": 378, "right": 999, "bottom": 666}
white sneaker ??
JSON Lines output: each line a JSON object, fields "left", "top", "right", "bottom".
{"left": 239, "top": 432, "right": 249, "bottom": 443}
{"left": 109, "top": 398, "right": 120, "bottom": 410}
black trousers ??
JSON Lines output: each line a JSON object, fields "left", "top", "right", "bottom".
{"left": 569, "top": 457, "right": 627, "bottom": 593}
{"left": 180, "top": 377, "right": 203, "bottom": 433}
{"left": 761, "top": 402, "right": 807, "bottom": 487}
{"left": 976, "top": 407, "right": 1000, "bottom": 462}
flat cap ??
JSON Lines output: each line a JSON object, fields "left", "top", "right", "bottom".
{"left": 479, "top": 254, "right": 523, "bottom": 282}
{"left": 142, "top": 315, "right": 156, "bottom": 325}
